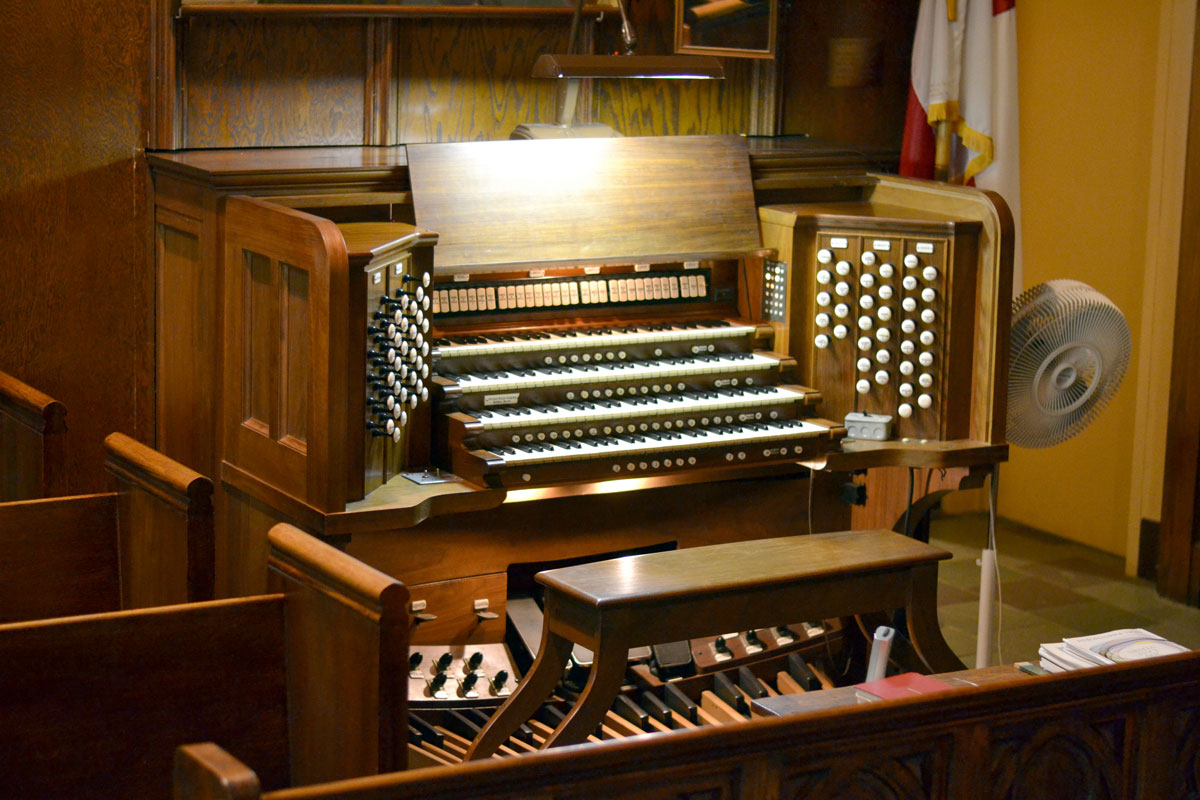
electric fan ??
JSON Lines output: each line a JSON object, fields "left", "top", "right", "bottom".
{"left": 1007, "top": 279, "right": 1132, "bottom": 447}
{"left": 975, "top": 280, "right": 1132, "bottom": 667}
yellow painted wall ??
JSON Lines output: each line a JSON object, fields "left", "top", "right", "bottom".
{"left": 994, "top": 1, "right": 1161, "bottom": 555}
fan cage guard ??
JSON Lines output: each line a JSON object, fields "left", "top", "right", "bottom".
{"left": 1007, "top": 280, "right": 1131, "bottom": 449}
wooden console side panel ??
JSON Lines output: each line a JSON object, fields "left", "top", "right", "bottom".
{"left": 222, "top": 195, "right": 351, "bottom": 514}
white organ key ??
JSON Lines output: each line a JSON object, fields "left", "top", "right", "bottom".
{"left": 469, "top": 386, "right": 812, "bottom": 430}
{"left": 451, "top": 352, "right": 784, "bottom": 394}
{"left": 494, "top": 419, "right": 833, "bottom": 466}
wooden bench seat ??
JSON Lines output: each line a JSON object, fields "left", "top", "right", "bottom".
{"left": 0, "top": 523, "right": 409, "bottom": 799}
{"left": 467, "top": 529, "right": 965, "bottom": 759}
{"left": 0, "top": 432, "right": 213, "bottom": 621}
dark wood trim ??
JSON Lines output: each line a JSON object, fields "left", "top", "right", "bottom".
{"left": 1158, "top": 7, "right": 1200, "bottom": 605}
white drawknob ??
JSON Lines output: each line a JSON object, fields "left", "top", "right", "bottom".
{"left": 921, "top": 287, "right": 937, "bottom": 303}
{"left": 900, "top": 340, "right": 915, "bottom": 355}
{"left": 919, "top": 373, "right": 934, "bottom": 388}
{"left": 816, "top": 291, "right": 832, "bottom": 306}
{"left": 874, "top": 369, "right": 890, "bottom": 384}
{"left": 904, "top": 254, "right": 920, "bottom": 268}
{"left": 919, "top": 351, "right": 934, "bottom": 367}
{"left": 901, "top": 319, "right": 917, "bottom": 334}
{"left": 899, "top": 383, "right": 914, "bottom": 397}
{"left": 902, "top": 275, "right": 918, "bottom": 290}
{"left": 918, "top": 393, "right": 933, "bottom": 409}
{"left": 833, "top": 324, "right": 849, "bottom": 339}
{"left": 857, "top": 315, "right": 873, "bottom": 330}
{"left": 817, "top": 248, "right": 833, "bottom": 264}
{"left": 858, "top": 336, "right": 873, "bottom": 351}
{"left": 835, "top": 260, "right": 852, "bottom": 276}
{"left": 814, "top": 334, "right": 830, "bottom": 349}
{"left": 859, "top": 295, "right": 875, "bottom": 309}
{"left": 878, "top": 285, "right": 894, "bottom": 300}
{"left": 875, "top": 327, "right": 892, "bottom": 342}
{"left": 876, "top": 349, "right": 891, "bottom": 364}
{"left": 923, "top": 266, "right": 939, "bottom": 281}
{"left": 835, "top": 281, "right": 851, "bottom": 296}
{"left": 898, "top": 403, "right": 913, "bottom": 418}
{"left": 815, "top": 312, "right": 831, "bottom": 327}
{"left": 856, "top": 379, "right": 871, "bottom": 394}
{"left": 902, "top": 297, "right": 917, "bottom": 312}
{"left": 899, "top": 361, "right": 914, "bottom": 376}
{"left": 921, "top": 308, "right": 937, "bottom": 324}
{"left": 834, "top": 303, "right": 850, "bottom": 318}
{"left": 857, "top": 357, "right": 872, "bottom": 372}
{"left": 879, "top": 263, "right": 895, "bottom": 278}
{"left": 816, "top": 269, "right": 832, "bottom": 284}
{"left": 859, "top": 273, "right": 876, "bottom": 288}
{"left": 861, "top": 251, "right": 877, "bottom": 266}
{"left": 919, "top": 330, "right": 935, "bottom": 345}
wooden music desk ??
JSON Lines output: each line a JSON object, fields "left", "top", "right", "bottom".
{"left": 466, "top": 529, "right": 964, "bottom": 759}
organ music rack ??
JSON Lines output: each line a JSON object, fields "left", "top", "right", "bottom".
{"left": 149, "top": 134, "right": 1011, "bottom": 667}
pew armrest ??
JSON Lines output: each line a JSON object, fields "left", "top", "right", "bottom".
{"left": 174, "top": 743, "right": 262, "bottom": 800}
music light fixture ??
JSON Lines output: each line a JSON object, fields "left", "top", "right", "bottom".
{"left": 511, "top": 0, "right": 723, "bottom": 138}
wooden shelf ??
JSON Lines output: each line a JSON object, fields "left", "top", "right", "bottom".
{"left": 177, "top": 2, "right": 611, "bottom": 19}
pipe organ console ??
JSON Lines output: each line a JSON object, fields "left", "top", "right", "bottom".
{"left": 150, "top": 135, "right": 1012, "bottom": 738}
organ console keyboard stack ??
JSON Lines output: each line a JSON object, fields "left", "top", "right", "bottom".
{"left": 149, "top": 134, "right": 1012, "bottom": 667}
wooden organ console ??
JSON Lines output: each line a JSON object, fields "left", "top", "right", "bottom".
{"left": 149, "top": 134, "right": 1012, "bottom": 746}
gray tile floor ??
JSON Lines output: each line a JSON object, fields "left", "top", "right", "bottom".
{"left": 929, "top": 512, "right": 1200, "bottom": 666}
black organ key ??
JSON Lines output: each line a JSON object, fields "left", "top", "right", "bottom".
{"left": 713, "top": 671, "right": 749, "bottom": 715}
{"left": 664, "top": 682, "right": 699, "bottom": 724}
{"left": 613, "top": 694, "right": 651, "bottom": 732}
{"left": 737, "top": 667, "right": 768, "bottom": 699}
{"left": 787, "top": 653, "right": 822, "bottom": 691}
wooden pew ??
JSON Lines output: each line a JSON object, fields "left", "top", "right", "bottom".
{"left": 0, "top": 369, "right": 67, "bottom": 500}
{"left": 0, "top": 523, "right": 409, "bottom": 799}
{"left": 0, "top": 432, "right": 213, "bottom": 622}
{"left": 177, "top": 652, "right": 1200, "bottom": 800}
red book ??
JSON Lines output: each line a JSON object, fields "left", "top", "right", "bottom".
{"left": 855, "top": 672, "right": 955, "bottom": 701}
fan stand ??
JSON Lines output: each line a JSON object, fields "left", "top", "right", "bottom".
{"left": 975, "top": 465, "right": 1000, "bottom": 668}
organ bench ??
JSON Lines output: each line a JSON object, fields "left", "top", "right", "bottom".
{"left": 465, "top": 529, "right": 963, "bottom": 759}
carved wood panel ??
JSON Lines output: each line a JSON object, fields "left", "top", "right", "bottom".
{"left": 783, "top": 746, "right": 942, "bottom": 800}
{"left": 989, "top": 718, "right": 1125, "bottom": 800}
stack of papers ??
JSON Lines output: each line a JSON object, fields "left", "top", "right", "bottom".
{"left": 1038, "top": 628, "right": 1189, "bottom": 673}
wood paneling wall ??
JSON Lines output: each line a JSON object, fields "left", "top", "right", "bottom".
{"left": 0, "top": 2, "right": 153, "bottom": 494}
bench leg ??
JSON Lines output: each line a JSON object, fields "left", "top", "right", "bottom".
{"left": 905, "top": 563, "right": 966, "bottom": 673}
{"left": 465, "top": 630, "right": 574, "bottom": 760}
{"left": 542, "top": 636, "right": 631, "bottom": 750}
